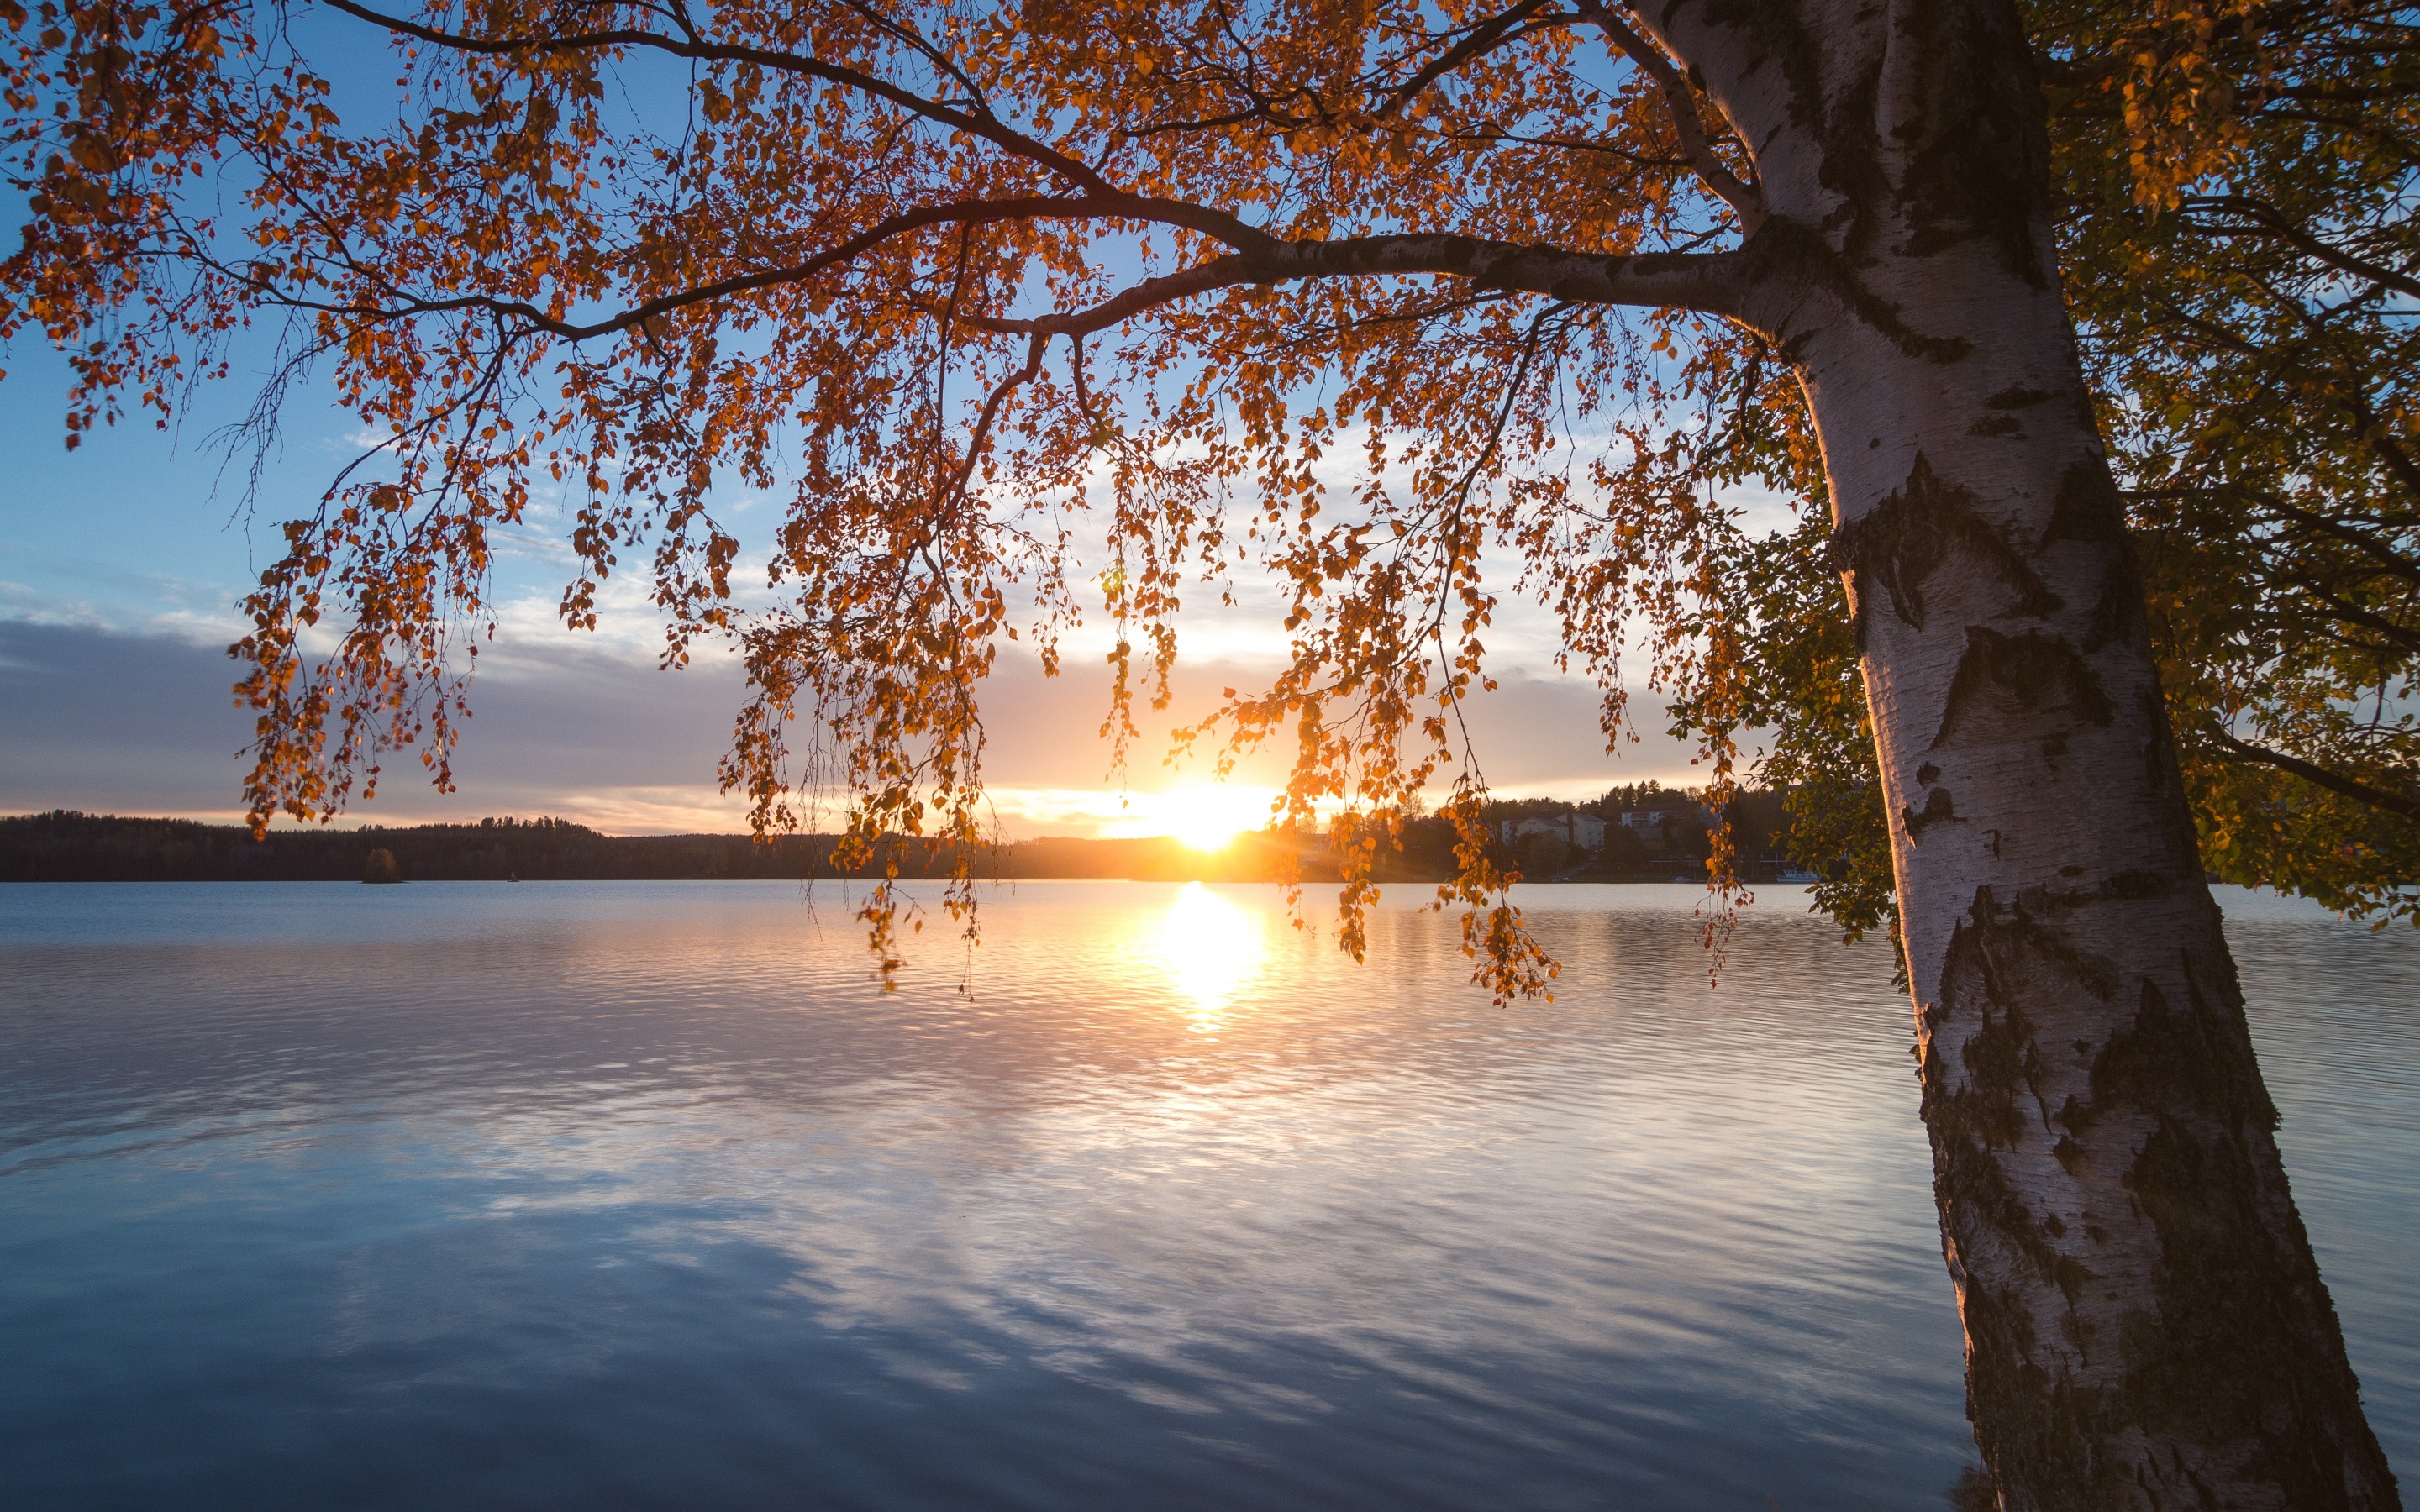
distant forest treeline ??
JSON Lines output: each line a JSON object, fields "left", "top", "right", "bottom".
{"left": 1, "top": 787, "right": 1801, "bottom": 885}
{"left": 0, "top": 811, "right": 1325, "bottom": 884}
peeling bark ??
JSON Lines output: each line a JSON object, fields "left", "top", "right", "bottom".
{"left": 1644, "top": 0, "right": 2404, "bottom": 1504}
{"left": 1829, "top": 454, "right": 2061, "bottom": 641}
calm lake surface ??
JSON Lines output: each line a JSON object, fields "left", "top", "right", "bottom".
{"left": 2, "top": 881, "right": 2413, "bottom": 1509}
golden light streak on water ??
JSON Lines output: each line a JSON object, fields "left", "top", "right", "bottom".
{"left": 1155, "top": 882, "right": 1266, "bottom": 1029}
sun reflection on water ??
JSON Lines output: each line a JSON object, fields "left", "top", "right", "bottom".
{"left": 1155, "top": 883, "right": 1266, "bottom": 1029}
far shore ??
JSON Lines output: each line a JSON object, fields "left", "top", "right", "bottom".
{"left": 3, "top": 811, "right": 1784, "bottom": 887}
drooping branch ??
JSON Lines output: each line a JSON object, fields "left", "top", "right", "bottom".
{"left": 934, "top": 330, "right": 1049, "bottom": 514}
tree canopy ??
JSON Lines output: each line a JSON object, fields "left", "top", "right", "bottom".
{"left": 4, "top": 0, "right": 2412, "bottom": 984}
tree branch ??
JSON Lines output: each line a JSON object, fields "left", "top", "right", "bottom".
{"left": 319, "top": 0, "right": 1127, "bottom": 202}
{"left": 241, "top": 196, "right": 1112, "bottom": 340}
{"left": 2180, "top": 194, "right": 2420, "bottom": 302}
{"left": 2204, "top": 725, "right": 2420, "bottom": 822}
{"left": 1567, "top": 0, "right": 1762, "bottom": 230}
{"left": 2129, "top": 483, "right": 2420, "bottom": 585}
{"left": 279, "top": 197, "right": 1750, "bottom": 354}
{"left": 1371, "top": 1, "right": 1567, "bottom": 119}
{"left": 935, "top": 332, "right": 1049, "bottom": 513}
{"left": 2279, "top": 577, "right": 2420, "bottom": 658}
{"left": 950, "top": 233, "right": 1748, "bottom": 342}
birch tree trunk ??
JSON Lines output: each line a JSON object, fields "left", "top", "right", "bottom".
{"left": 1651, "top": 0, "right": 2404, "bottom": 1503}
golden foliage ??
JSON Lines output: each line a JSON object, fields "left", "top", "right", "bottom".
{"left": 5, "top": 0, "right": 1786, "bottom": 996}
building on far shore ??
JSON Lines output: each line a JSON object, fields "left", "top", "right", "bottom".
{"left": 1616, "top": 803, "right": 1715, "bottom": 838}
{"left": 1611, "top": 803, "right": 1719, "bottom": 869}
{"left": 1500, "top": 810, "right": 1609, "bottom": 858}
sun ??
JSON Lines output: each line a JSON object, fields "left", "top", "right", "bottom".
{"left": 1163, "top": 785, "right": 1276, "bottom": 852}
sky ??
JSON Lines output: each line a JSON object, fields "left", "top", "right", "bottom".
{"left": 0, "top": 321, "right": 1732, "bottom": 838}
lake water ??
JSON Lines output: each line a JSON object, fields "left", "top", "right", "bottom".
{"left": 1, "top": 881, "right": 2412, "bottom": 1509}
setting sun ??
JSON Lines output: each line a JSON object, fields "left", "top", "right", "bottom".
{"left": 1163, "top": 785, "right": 1278, "bottom": 852}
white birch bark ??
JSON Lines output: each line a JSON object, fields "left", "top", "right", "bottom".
{"left": 1635, "top": 0, "right": 2405, "bottom": 1504}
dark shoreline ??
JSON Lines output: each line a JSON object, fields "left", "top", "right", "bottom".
{"left": 1, "top": 811, "right": 1765, "bottom": 885}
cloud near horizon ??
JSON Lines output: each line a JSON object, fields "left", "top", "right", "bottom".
{"left": 0, "top": 617, "right": 1711, "bottom": 837}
